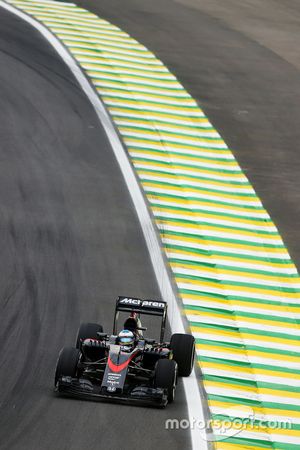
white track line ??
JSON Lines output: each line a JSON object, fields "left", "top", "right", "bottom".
{"left": 0, "top": 2, "right": 210, "bottom": 448}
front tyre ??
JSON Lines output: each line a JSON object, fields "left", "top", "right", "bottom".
{"left": 170, "top": 333, "right": 195, "bottom": 377}
{"left": 75, "top": 322, "right": 103, "bottom": 349}
{"left": 54, "top": 346, "right": 80, "bottom": 386}
{"left": 154, "top": 359, "right": 177, "bottom": 403}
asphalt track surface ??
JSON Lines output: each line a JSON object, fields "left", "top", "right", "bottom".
{"left": 2, "top": 1, "right": 300, "bottom": 449}
{"left": 0, "top": 8, "right": 190, "bottom": 450}
{"left": 78, "top": 0, "right": 300, "bottom": 268}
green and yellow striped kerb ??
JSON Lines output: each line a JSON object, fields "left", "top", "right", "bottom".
{"left": 6, "top": 0, "right": 300, "bottom": 447}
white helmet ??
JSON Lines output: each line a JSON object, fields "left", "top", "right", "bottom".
{"left": 118, "top": 329, "right": 135, "bottom": 350}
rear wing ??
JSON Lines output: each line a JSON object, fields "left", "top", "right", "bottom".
{"left": 113, "top": 296, "right": 168, "bottom": 342}
{"left": 116, "top": 296, "right": 167, "bottom": 315}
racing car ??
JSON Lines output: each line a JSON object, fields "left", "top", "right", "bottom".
{"left": 54, "top": 296, "right": 195, "bottom": 407}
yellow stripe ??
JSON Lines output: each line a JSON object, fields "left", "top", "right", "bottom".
{"left": 167, "top": 236, "right": 286, "bottom": 255}
{"left": 137, "top": 169, "right": 253, "bottom": 189}
{"left": 120, "top": 128, "right": 226, "bottom": 142}
{"left": 197, "top": 343, "right": 300, "bottom": 364}
{"left": 171, "top": 261, "right": 300, "bottom": 285}
{"left": 214, "top": 443, "right": 270, "bottom": 450}
{"left": 100, "top": 90, "right": 195, "bottom": 104}
{"left": 129, "top": 148, "right": 238, "bottom": 165}
{"left": 188, "top": 308, "right": 300, "bottom": 327}
{"left": 211, "top": 420, "right": 298, "bottom": 437}
{"left": 135, "top": 163, "right": 246, "bottom": 178}
{"left": 209, "top": 399, "right": 300, "bottom": 418}
{"left": 191, "top": 325, "right": 300, "bottom": 347}
{"left": 169, "top": 249, "right": 293, "bottom": 268}
{"left": 115, "top": 117, "right": 218, "bottom": 132}
{"left": 159, "top": 219, "right": 277, "bottom": 239}
{"left": 205, "top": 379, "right": 300, "bottom": 399}
{"left": 199, "top": 360, "right": 300, "bottom": 380}
{"left": 145, "top": 184, "right": 255, "bottom": 202}
{"left": 109, "top": 107, "right": 210, "bottom": 123}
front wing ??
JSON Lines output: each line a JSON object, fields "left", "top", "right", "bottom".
{"left": 56, "top": 376, "right": 168, "bottom": 408}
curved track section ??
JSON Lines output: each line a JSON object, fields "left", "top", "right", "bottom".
{"left": 8, "top": 1, "right": 300, "bottom": 448}
{"left": 0, "top": 8, "right": 190, "bottom": 450}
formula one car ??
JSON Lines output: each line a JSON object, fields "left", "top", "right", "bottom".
{"left": 54, "top": 296, "right": 195, "bottom": 407}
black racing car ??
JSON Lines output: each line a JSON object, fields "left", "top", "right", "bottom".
{"left": 54, "top": 296, "right": 195, "bottom": 408}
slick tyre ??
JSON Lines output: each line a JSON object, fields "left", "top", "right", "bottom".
{"left": 170, "top": 333, "right": 195, "bottom": 377}
{"left": 154, "top": 359, "right": 177, "bottom": 403}
{"left": 75, "top": 322, "right": 103, "bottom": 348}
{"left": 54, "top": 347, "right": 80, "bottom": 386}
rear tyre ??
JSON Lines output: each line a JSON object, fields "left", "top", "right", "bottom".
{"left": 170, "top": 333, "right": 195, "bottom": 377}
{"left": 154, "top": 359, "right": 177, "bottom": 403}
{"left": 75, "top": 322, "right": 103, "bottom": 348}
{"left": 54, "top": 347, "right": 80, "bottom": 386}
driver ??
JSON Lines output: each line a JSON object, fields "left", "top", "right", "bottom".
{"left": 123, "top": 313, "right": 143, "bottom": 338}
{"left": 118, "top": 329, "right": 135, "bottom": 352}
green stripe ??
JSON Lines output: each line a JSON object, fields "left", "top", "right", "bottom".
{"left": 147, "top": 191, "right": 265, "bottom": 210}
{"left": 133, "top": 156, "right": 243, "bottom": 174}
{"left": 192, "top": 322, "right": 300, "bottom": 342}
{"left": 165, "top": 245, "right": 290, "bottom": 264}
{"left": 86, "top": 69, "right": 180, "bottom": 83}
{"left": 116, "top": 117, "right": 215, "bottom": 129}
{"left": 180, "top": 274, "right": 299, "bottom": 296}
{"left": 208, "top": 394, "right": 300, "bottom": 412}
{"left": 126, "top": 138, "right": 229, "bottom": 153}
{"left": 199, "top": 355, "right": 300, "bottom": 375}
{"left": 135, "top": 166, "right": 252, "bottom": 185}
{"left": 197, "top": 338, "right": 300, "bottom": 358}
{"left": 140, "top": 180, "right": 257, "bottom": 198}
{"left": 204, "top": 374, "right": 300, "bottom": 393}
{"left": 169, "top": 259, "right": 298, "bottom": 279}
{"left": 212, "top": 437, "right": 287, "bottom": 449}
{"left": 162, "top": 229, "right": 283, "bottom": 249}
{"left": 188, "top": 305, "right": 300, "bottom": 324}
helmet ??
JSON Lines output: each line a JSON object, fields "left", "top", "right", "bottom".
{"left": 118, "top": 329, "right": 135, "bottom": 351}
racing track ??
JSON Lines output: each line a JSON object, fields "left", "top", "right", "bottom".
{"left": 2, "top": 1, "right": 300, "bottom": 449}
{"left": 0, "top": 9, "right": 190, "bottom": 450}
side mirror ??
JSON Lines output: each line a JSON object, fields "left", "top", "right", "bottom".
{"left": 96, "top": 332, "right": 108, "bottom": 339}
{"left": 109, "top": 335, "right": 118, "bottom": 344}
